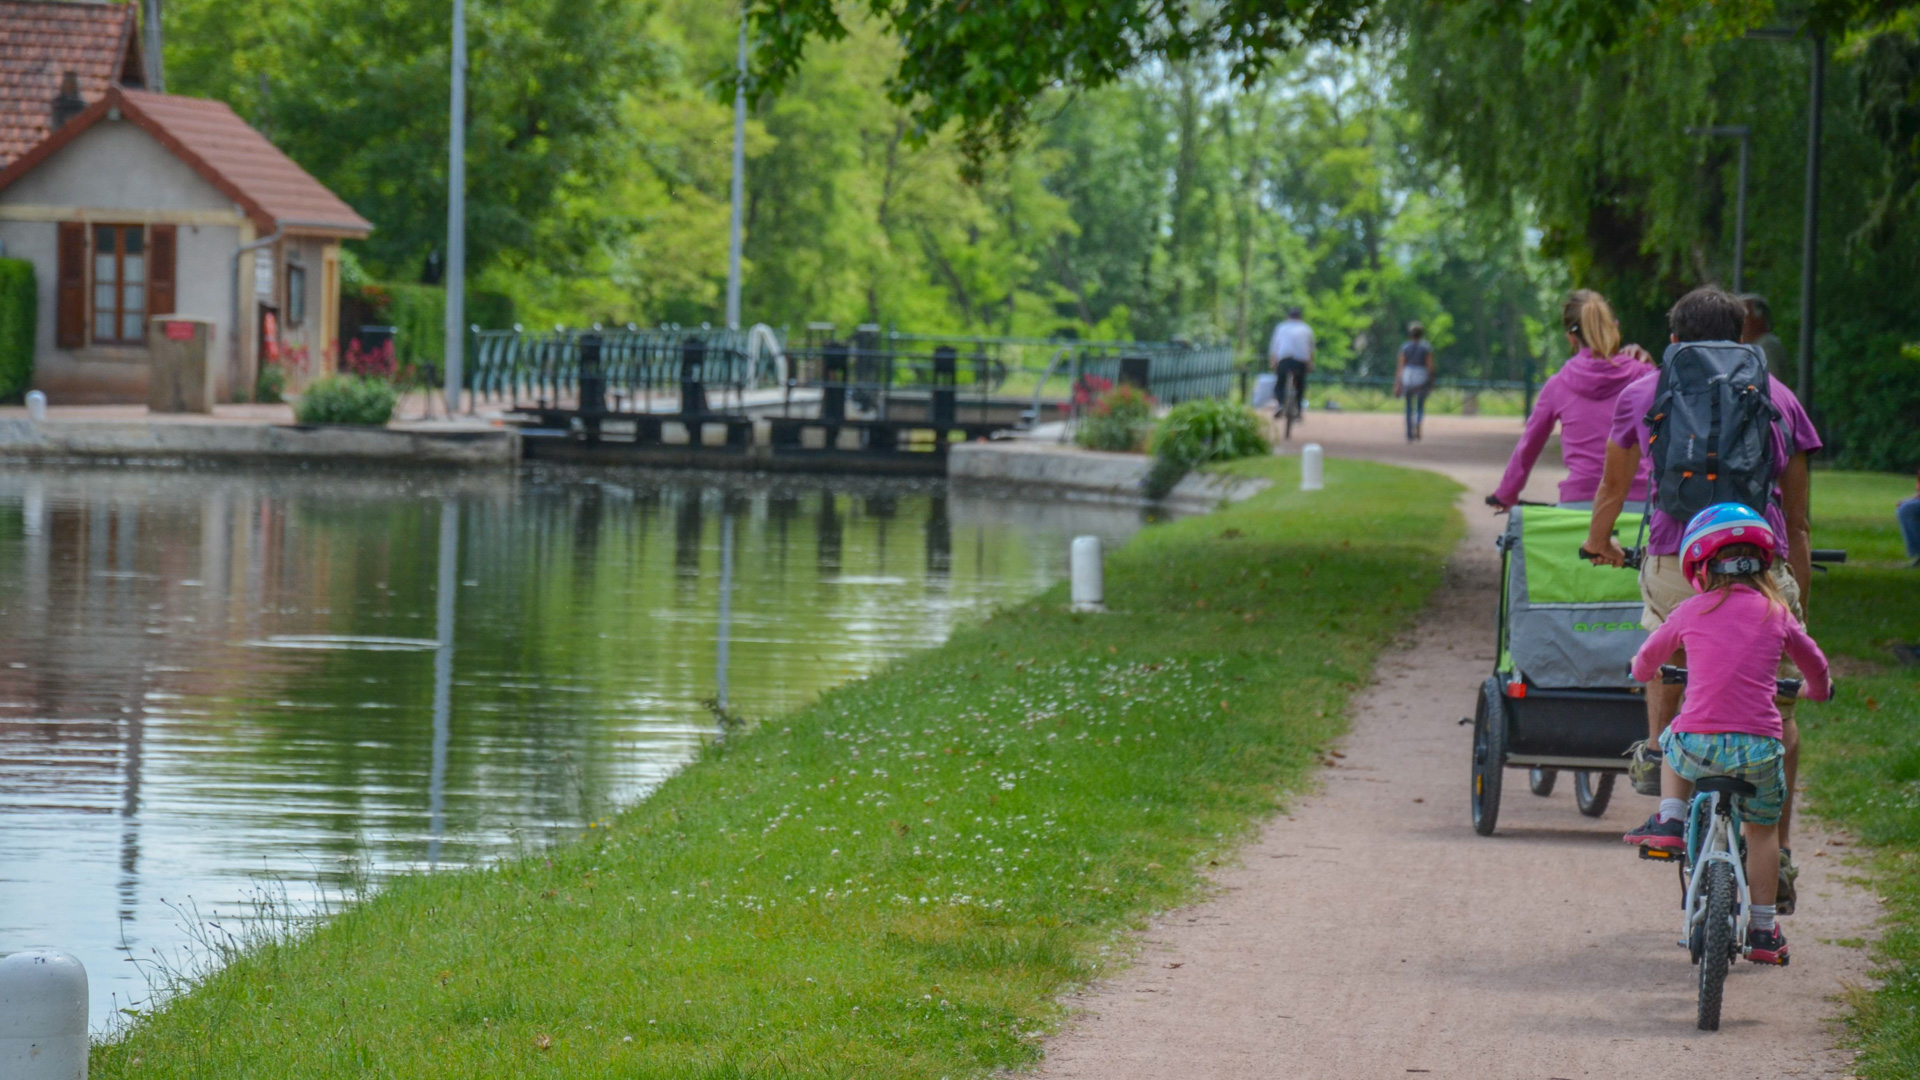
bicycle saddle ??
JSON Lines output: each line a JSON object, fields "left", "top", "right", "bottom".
{"left": 1694, "top": 775, "right": 1758, "bottom": 798}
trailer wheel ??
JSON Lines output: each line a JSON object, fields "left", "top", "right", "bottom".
{"left": 1574, "top": 771, "right": 1615, "bottom": 817}
{"left": 1528, "top": 767, "right": 1558, "bottom": 797}
{"left": 1471, "top": 677, "right": 1508, "bottom": 836}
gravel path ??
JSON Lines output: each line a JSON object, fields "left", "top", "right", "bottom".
{"left": 1035, "top": 412, "right": 1879, "bottom": 1080}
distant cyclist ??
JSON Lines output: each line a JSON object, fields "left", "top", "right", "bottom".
{"left": 1268, "top": 307, "right": 1314, "bottom": 419}
{"left": 1489, "top": 290, "right": 1653, "bottom": 510}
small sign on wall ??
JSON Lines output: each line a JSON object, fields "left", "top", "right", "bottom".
{"left": 163, "top": 321, "right": 196, "bottom": 341}
{"left": 255, "top": 253, "right": 274, "bottom": 298}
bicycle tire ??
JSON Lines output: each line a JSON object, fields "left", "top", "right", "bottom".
{"left": 1471, "top": 677, "right": 1507, "bottom": 836}
{"left": 1528, "top": 767, "right": 1557, "bottom": 797}
{"left": 1698, "top": 860, "right": 1735, "bottom": 1030}
{"left": 1574, "top": 771, "right": 1615, "bottom": 817}
{"left": 1283, "top": 393, "right": 1297, "bottom": 440}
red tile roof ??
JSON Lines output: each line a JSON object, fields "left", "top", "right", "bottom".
{"left": 0, "top": 85, "right": 373, "bottom": 237}
{"left": 0, "top": 0, "right": 143, "bottom": 167}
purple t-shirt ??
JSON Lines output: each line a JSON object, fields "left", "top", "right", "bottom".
{"left": 1607, "top": 364, "right": 1822, "bottom": 556}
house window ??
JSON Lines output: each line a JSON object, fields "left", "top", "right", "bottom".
{"left": 91, "top": 224, "right": 145, "bottom": 344}
{"left": 286, "top": 263, "right": 306, "bottom": 327}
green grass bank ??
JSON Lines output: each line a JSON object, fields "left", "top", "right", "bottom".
{"left": 1799, "top": 470, "right": 1920, "bottom": 1079}
{"left": 94, "top": 458, "right": 1461, "bottom": 1078}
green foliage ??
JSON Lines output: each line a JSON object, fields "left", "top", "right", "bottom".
{"left": 1073, "top": 382, "right": 1156, "bottom": 452}
{"left": 749, "top": 0, "right": 1372, "bottom": 160}
{"left": 254, "top": 362, "right": 286, "bottom": 404}
{"left": 166, "top": 0, "right": 650, "bottom": 280}
{"left": 1146, "top": 399, "right": 1272, "bottom": 497}
{"left": 0, "top": 258, "right": 33, "bottom": 400}
{"left": 88, "top": 458, "right": 1461, "bottom": 1079}
{"left": 1796, "top": 471, "right": 1920, "bottom": 1078}
{"left": 293, "top": 374, "right": 398, "bottom": 426}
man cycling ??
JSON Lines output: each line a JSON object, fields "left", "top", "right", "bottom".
{"left": 1268, "top": 306, "right": 1314, "bottom": 417}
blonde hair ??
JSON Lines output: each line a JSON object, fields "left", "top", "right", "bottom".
{"left": 1562, "top": 289, "right": 1622, "bottom": 360}
{"left": 1700, "top": 542, "right": 1788, "bottom": 614}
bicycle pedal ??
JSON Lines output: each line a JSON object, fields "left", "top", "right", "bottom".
{"left": 1638, "top": 846, "right": 1678, "bottom": 861}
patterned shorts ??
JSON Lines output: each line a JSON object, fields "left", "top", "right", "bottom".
{"left": 1660, "top": 729, "right": 1786, "bottom": 826}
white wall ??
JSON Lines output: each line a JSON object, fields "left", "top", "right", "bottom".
{"left": 0, "top": 119, "right": 247, "bottom": 403}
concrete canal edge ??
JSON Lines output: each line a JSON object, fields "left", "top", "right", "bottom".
{"left": 0, "top": 418, "right": 519, "bottom": 467}
{"left": 947, "top": 440, "right": 1271, "bottom": 510}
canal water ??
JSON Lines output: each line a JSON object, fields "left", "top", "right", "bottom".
{"left": 0, "top": 465, "right": 1153, "bottom": 1027}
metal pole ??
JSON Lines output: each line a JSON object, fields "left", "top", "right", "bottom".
{"left": 1796, "top": 36, "right": 1824, "bottom": 409}
{"left": 442, "top": 0, "right": 468, "bottom": 415}
{"left": 142, "top": 0, "right": 165, "bottom": 93}
{"left": 725, "top": 14, "right": 747, "bottom": 331}
{"left": 715, "top": 512, "right": 734, "bottom": 711}
{"left": 1733, "top": 130, "right": 1749, "bottom": 293}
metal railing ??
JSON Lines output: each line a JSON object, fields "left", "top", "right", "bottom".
{"left": 465, "top": 325, "right": 784, "bottom": 413}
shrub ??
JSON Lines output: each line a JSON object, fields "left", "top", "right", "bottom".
{"left": 0, "top": 258, "right": 35, "bottom": 401}
{"left": 1145, "top": 399, "right": 1271, "bottom": 497}
{"left": 255, "top": 362, "right": 287, "bottom": 404}
{"left": 1074, "top": 379, "right": 1156, "bottom": 452}
{"left": 294, "top": 374, "right": 398, "bottom": 426}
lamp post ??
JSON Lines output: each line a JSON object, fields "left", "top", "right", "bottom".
{"left": 1745, "top": 27, "right": 1825, "bottom": 408}
{"left": 725, "top": 12, "right": 748, "bottom": 331}
{"left": 1686, "top": 125, "right": 1751, "bottom": 293}
{"left": 442, "top": 0, "right": 468, "bottom": 415}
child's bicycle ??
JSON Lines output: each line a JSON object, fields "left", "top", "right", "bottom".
{"left": 1638, "top": 663, "right": 1802, "bottom": 1031}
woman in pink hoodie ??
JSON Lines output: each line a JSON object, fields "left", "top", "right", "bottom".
{"left": 1489, "top": 291, "right": 1655, "bottom": 508}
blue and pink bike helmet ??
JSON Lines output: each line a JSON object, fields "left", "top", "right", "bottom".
{"left": 1680, "top": 502, "right": 1778, "bottom": 589}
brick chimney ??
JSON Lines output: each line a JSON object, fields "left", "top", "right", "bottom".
{"left": 51, "top": 71, "right": 85, "bottom": 130}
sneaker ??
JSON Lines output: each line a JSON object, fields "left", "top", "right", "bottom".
{"left": 1747, "top": 924, "right": 1790, "bottom": 965}
{"left": 1777, "top": 848, "right": 1798, "bottom": 916}
{"left": 1626, "top": 739, "right": 1662, "bottom": 797}
{"left": 1623, "top": 812, "right": 1684, "bottom": 851}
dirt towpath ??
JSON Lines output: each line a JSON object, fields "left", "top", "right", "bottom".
{"left": 1036, "top": 412, "right": 1878, "bottom": 1080}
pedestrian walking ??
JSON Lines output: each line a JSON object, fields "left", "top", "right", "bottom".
{"left": 1899, "top": 468, "right": 1920, "bottom": 568}
{"left": 1393, "top": 322, "right": 1434, "bottom": 442}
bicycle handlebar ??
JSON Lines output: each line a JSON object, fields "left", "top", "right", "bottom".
{"left": 1580, "top": 544, "right": 1644, "bottom": 570}
{"left": 1657, "top": 665, "right": 1803, "bottom": 699}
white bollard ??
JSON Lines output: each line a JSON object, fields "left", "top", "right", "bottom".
{"left": 25, "top": 390, "right": 46, "bottom": 422}
{"left": 1070, "top": 535, "right": 1106, "bottom": 613}
{"left": 1300, "top": 443, "right": 1324, "bottom": 491}
{"left": 0, "top": 948, "right": 88, "bottom": 1079}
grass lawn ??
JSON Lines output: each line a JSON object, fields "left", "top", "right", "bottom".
{"left": 1799, "top": 469, "right": 1920, "bottom": 1079}
{"left": 93, "top": 457, "right": 1461, "bottom": 1078}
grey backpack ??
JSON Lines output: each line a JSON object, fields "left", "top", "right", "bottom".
{"left": 1644, "top": 342, "right": 1788, "bottom": 518}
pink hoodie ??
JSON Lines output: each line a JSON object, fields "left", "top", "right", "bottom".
{"left": 1493, "top": 348, "right": 1654, "bottom": 506}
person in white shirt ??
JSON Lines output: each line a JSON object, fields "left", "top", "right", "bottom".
{"left": 1268, "top": 307, "right": 1315, "bottom": 416}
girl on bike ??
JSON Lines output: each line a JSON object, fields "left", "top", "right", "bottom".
{"left": 1488, "top": 290, "right": 1654, "bottom": 509}
{"left": 1625, "top": 503, "right": 1831, "bottom": 965}
{"left": 1392, "top": 322, "right": 1434, "bottom": 443}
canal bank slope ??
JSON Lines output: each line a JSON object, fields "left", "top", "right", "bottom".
{"left": 1036, "top": 411, "right": 1882, "bottom": 1080}
{"left": 91, "top": 455, "right": 1460, "bottom": 1078}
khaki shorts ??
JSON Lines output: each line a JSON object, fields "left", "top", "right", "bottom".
{"left": 1640, "top": 555, "right": 1804, "bottom": 718}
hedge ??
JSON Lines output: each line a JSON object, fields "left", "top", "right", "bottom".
{"left": 0, "top": 258, "right": 35, "bottom": 401}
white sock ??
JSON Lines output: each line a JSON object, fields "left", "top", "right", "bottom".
{"left": 1751, "top": 904, "right": 1777, "bottom": 933}
{"left": 1657, "top": 798, "right": 1685, "bottom": 823}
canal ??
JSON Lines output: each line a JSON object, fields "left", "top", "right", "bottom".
{"left": 0, "top": 465, "right": 1154, "bottom": 1027}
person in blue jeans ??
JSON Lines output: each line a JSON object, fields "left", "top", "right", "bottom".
{"left": 1900, "top": 469, "right": 1920, "bottom": 568}
{"left": 1394, "top": 322, "right": 1434, "bottom": 442}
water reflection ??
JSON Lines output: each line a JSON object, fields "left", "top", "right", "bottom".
{"left": 0, "top": 465, "right": 1152, "bottom": 1025}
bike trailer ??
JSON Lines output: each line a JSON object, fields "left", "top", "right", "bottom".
{"left": 1471, "top": 505, "right": 1650, "bottom": 835}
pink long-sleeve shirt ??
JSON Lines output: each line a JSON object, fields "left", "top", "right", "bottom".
{"left": 1630, "top": 586, "right": 1832, "bottom": 740}
{"left": 1493, "top": 348, "right": 1654, "bottom": 506}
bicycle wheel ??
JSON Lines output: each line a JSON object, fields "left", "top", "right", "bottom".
{"left": 1697, "top": 860, "right": 1735, "bottom": 1031}
{"left": 1471, "top": 677, "right": 1508, "bottom": 836}
{"left": 1283, "top": 387, "right": 1297, "bottom": 440}
{"left": 1528, "top": 767, "right": 1558, "bottom": 797}
{"left": 1574, "top": 771, "right": 1615, "bottom": 817}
